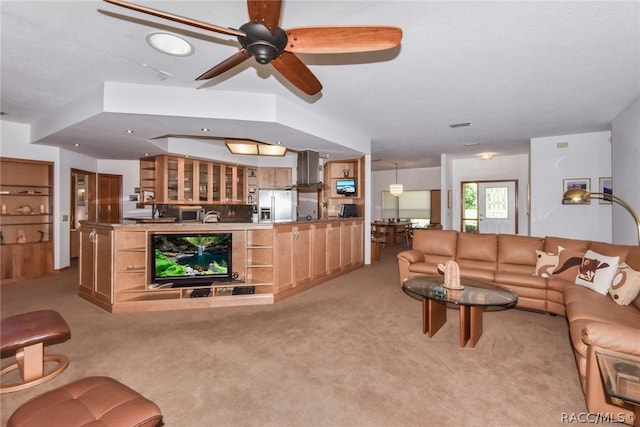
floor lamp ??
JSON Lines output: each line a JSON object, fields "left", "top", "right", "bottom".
{"left": 562, "top": 189, "right": 640, "bottom": 245}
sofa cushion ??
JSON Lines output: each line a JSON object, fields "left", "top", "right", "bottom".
{"left": 564, "top": 285, "right": 640, "bottom": 325}
{"left": 544, "top": 235, "right": 590, "bottom": 254}
{"left": 610, "top": 263, "right": 640, "bottom": 305}
{"left": 456, "top": 232, "right": 497, "bottom": 273}
{"left": 575, "top": 249, "right": 620, "bottom": 295}
{"left": 411, "top": 229, "right": 457, "bottom": 265}
{"left": 497, "top": 234, "right": 543, "bottom": 274}
{"left": 534, "top": 250, "right": 558, "bottom": 277}
{"left": 551, "top": 247, "right": 584, "bottom": 282}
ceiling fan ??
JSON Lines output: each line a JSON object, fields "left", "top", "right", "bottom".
{"left": 103, "top": 0, "right": 403, "bottom": 95}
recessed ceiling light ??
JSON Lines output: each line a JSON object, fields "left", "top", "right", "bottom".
{"left": 479, "top": 153, "right": 494, "bottom": 160}
{"left": 201, "top": 128, "right": 210, "bottom": 132}
{"left": 146, "top": 32, "right": 194, "bottom": 56}
{"left": 450, "top": 122, "right": 472, "bottom": 128}
{"left": 74, "top": 143, "right": 80, "bottom": 147}
{"left": 125, "top": 129, "right": 134, "bottom": 134}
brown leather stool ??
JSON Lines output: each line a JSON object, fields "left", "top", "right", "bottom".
{"left": 7, "top": 376, "right": 163, "bottom": 427}
{"left": 1, "top": 310, "right": 71, "bottom": 393}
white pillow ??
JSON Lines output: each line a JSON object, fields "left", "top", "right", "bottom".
{"left": 575, "top": 249, "right": 620, "bottom": 295}
{"left": 610, "top": 263, "right": 640, "bottom": 305}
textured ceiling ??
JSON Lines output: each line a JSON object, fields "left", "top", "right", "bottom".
{"left": 1, "top": 1, "right": 639, "bottom": 171}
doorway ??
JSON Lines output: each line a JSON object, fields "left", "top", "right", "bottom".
{"left": 461, "top": 180, "right": 518, "bottom": 234}
{"left": 70, "top": 169, "right": 97, "bottom": 259}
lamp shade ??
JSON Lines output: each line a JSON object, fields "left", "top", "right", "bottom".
{"left": 390, "top": 183, "right": 403, "bottom": 196}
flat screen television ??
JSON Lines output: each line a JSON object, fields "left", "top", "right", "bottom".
{"left": 150, "top": 233, "right": 232, "bottom": 287}
{"left": 336, "top": 179, "right": 356, "bottom": 196}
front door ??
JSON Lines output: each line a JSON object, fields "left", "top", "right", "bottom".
{"left": 478, "top": 181, "right": 517, "bottom": 234}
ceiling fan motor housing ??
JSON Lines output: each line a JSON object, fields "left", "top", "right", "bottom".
{"left": 238, "top": 22, "right": 288, "bottom": 64}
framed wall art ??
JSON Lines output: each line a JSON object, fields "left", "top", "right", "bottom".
{"left": 598, "top": 177, "right": 612, "bottom": 204}
{"left": 562, "top": 178, "right": 590, "bottom": 204}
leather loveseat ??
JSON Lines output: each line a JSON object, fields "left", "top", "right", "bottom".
{"left": 397, "top": 229, "right": 640, "bottom": 424}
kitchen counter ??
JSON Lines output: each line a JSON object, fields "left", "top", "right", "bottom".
{"left": 78, "top": 217, "right": 364, "bottom": 313}
{"left": 83, "top": 217, "right": 363, "bottom": 228}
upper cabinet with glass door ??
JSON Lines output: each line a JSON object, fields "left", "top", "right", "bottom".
{"left": 140, "top": 156, "right": 247, "bottom": 205}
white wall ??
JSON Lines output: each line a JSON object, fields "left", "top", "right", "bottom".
{"left": 530, "top": 131, "right": 612, "bottom": 242}
{"left": 612, "top": 96, "right": 640, "bottom": 245}
{"left": 370, "top": 166, "right": 441, "bottom": 220}
{"left": 448, "top": 154, "right": 530, "bottom": 235}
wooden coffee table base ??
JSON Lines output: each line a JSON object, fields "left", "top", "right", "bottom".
{"left": 422, "top": 298, "right": 485, "bottom": 348}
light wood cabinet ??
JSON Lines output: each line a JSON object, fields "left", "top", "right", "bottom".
{"left": 0, "top": 157, "right": 54, "bottom": 281}
{"left": 274, "top": 224, "right": 312, "bottom": 292}
{"left": 77, "top": 220, "right": 362, "bottom": 313}
{"left": 257, "top": 167, "right": 292, "bottom": 188}
{"left": 140, "top": 156, "right": 247, "bottom": 204}
{"left": 79, "top": 226, "right": 113, "bottom": 309}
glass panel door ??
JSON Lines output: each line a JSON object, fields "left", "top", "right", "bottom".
{"left": 198, "top": 162, "right": 209, "bottom": 202}
{"left": 167, "top": 158, "right": 178, "bottom": 202}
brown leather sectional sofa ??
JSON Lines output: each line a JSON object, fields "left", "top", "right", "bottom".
{"left": 397, "top": 229, "right": 640, "bottom": 424}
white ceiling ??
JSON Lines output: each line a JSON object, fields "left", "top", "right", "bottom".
{"left": 1, "top": 1, "right": 639, "bottom": 171}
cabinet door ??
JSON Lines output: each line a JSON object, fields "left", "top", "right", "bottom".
{"left": 79, "top": 227, "right": 113, "bottom": 304}
{"left": 79, "top": 229, "right": 95, "bottom": 293}
{"left": 94, "top": 227, "right": 113, "bottom": 303}
{"left": 20, "top": 242, "right": 53, "bottom": 279}
{"left": 293, "top": 224, "right": 312, "bottom": 286}
{"left": 274, "top": 226, "right": 294, "bottom": 292}
{"left": 328, "top": 224, "right": 342, "bottom": 273}
{"left": 312, "top": 223, "right": 329, "bottom": 279}
{"left": 351, "top": 221, "right": 364, "bottom": 265}
{"left": 340, "top": 222, "right": 354, "bottom": 268}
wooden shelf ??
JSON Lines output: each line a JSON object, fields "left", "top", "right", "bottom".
{"left": 0, "top": 157, "right": 55, "bottom": 281}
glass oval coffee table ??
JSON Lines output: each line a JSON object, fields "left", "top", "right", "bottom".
{"left": 402, "top": 275, "right": 518, "bottom": 348}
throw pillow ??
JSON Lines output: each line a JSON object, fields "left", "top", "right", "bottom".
{"left": 575, "top": 249, "right": 620, "bottom": 295}
{"left": 610, "top": 263, "right": 640, "bottom": 305}
{"left": 534, "top": 250, "right": 558, "bottom": 278}
{"left": 550, "top": 247, "right": 584, "bottom": 282}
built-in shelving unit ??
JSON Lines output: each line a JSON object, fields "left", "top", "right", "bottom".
{"left": 0, "top": 157, "right": 54, "bottom": 281}
{"left": 324, "top": 157, "right": 364, "bottom": 218}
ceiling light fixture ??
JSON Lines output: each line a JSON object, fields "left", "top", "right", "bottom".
{"left": 225, "top": 139, "right": 287, "bottom": 157}
{"left": 479, "top": 153, "right": 494, "bottom": 160}
{"left": 146, "top": 32, "right": 194, "bottom": 56}
{"left": 390, "top": 163, "right": 403, "bottom": 196}
{"left": 125, "top": 129, "right": 134, "bottom": 134}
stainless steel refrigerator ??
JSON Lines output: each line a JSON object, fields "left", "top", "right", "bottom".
{"left": 258, "top": 189, "right": 296, "bottom": 223}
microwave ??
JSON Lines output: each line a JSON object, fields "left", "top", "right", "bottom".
{"left": 164, "top": 205, "right": 203, "bottom": 223}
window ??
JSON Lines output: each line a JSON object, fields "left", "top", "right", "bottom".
{"left": 381, "top": 190, "right": 431, "bottom": 227}
{"left": 462, "top": 183, "right": 478, "bottom": 232}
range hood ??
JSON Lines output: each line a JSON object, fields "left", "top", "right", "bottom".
{"left": 294, "top": 150, "right": 325, "bottom": 189}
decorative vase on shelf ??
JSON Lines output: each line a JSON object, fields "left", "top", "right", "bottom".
{"left": 343, "top": 167, "right": 350, "bottom": 177}
{"left": 16, "top": 229, "right": 26, "bottom": 244}
{"left": 438, "top": 260, "right": 464, "bottom": 290}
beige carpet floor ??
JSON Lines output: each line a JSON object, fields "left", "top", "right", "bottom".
{"left": 1, "top": 245, "right": 586, "bottom": 426}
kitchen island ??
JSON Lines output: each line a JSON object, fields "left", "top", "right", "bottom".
{"left": 78, "top": 218, "right": 363, "bottom": 313}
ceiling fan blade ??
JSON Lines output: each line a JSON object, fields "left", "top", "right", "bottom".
{"left": 283, "top": 26, "right": 403, "bottom": 54}
{"left": 196, "top": 49, "right": 251, "bottom": 81}
{"left": 103, "top": 0, "right": 245, "bottom": 37}
{"left": 247, "top": 0, "right": 282, "bottom": 35}
{"left": 271, "top": 52, "right": 322, "bottom": 96}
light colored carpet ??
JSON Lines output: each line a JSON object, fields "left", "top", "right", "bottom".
{"left": 1, "top": 245, "right": 586, "bottom": 426}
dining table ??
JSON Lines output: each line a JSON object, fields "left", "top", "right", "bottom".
{"left": 372, "top": 220, "right": 411, "bottom": 246}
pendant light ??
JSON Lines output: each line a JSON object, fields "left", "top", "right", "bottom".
{"left": 390, "top": 163, "right": 403, "bottom": 196}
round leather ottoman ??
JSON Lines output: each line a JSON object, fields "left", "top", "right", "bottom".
{"left": 7, "top": 376, "right": 163, "bottom": 427}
